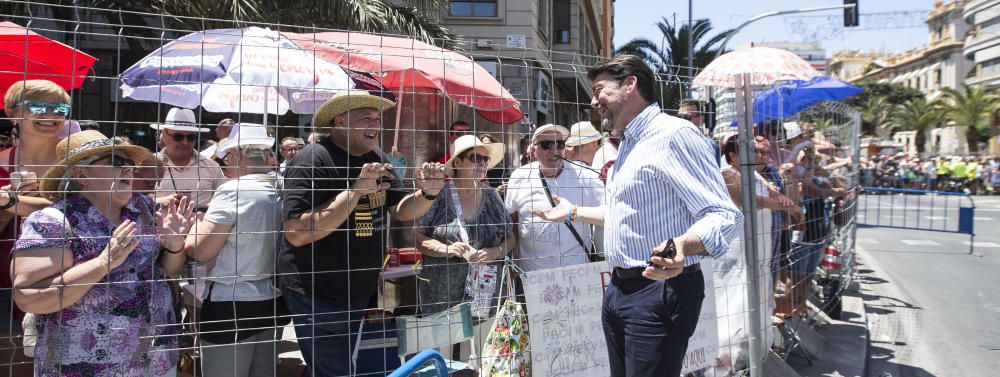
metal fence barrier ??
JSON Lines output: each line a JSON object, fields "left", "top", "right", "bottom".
{"left": 858, "top": 186, "right": 976, "bottom": 254}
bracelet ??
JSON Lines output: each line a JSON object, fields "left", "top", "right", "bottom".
{"left": 568, "top": 206, "right": 578, "bottom": 222}
{"left": 162, "top": 245, "right": 183, "bottom": 254}
{"left": 0, "top": 190, "right": 17, "bottom": 210}
{"left": 419, "top": 190, "right": 438, "bottom": 201}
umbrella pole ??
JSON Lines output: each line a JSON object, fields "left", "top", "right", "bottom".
{"left": 392, "top": 73, "right": 406, "bottom": 155}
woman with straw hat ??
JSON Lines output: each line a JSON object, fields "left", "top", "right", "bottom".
{"left": 413, "top": 134, "right": 514, "bottom": 315}
{"left": 181, "top": 124, "right": 290, "bottom": 377}
{"left": 10, "top": 130, "right": 198, "bottom": 377}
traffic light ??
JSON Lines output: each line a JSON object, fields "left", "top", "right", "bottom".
{"left": 844, "top": 0, "right": 859, "bottom": 27}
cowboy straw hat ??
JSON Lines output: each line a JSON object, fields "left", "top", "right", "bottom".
{"left": 565, "top": 121, "right": 603, "bottom": 147}
{"left": 215, "top": 123, "right": 276, "bottom": 158}
{"left": 41, "top": 130, "right": 152, "bottom": 193}
{"left": 445, "top": 134, "right": 504, "bottom": 178}
{"left": 148, "top": 108, "right": 211, "bottom": 133}
{"left": 782, "top": 121, "right": 802, "bottom": 141}
{"left": 311, "top": 90, "right": 396, "bottom": 132}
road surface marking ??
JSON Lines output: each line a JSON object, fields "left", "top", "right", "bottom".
{"left": 857, "top": 238, "right": 879, "bottom": 244}
{"left": 974, "top": 217, "right": 994, "bottom": 221}
{"left": 923, "top": 216, "right": 948, "bottom": 220}
{"left": 962, "top": 241, "right": 1000, "bottom": 248}
{"left": 900, "top": 240, "right": 941, "bottom": 246}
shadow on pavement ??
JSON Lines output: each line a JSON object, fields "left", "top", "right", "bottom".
{"left": 867, "top": 344, "right": 938, "bottom": 377}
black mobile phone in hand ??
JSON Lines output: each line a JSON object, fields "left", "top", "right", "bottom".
{"left": 647, "top": 239, "right": 677, "bottom": 267}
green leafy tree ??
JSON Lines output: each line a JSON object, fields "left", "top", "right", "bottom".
{"left": 886, "top": 97, "right": 945, "bottom": 153}
{"left": 940, "top": 85, "right": 1000, "bottom": 153}
{"left": 614, "top": 17, "right": 731, "bottom": 111}
{"left": 859, "top": 96, "right": 889, "bottom": 136}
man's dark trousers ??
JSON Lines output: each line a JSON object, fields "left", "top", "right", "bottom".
{"left": 602, "top": 269, "right": 705, "bottom": 377}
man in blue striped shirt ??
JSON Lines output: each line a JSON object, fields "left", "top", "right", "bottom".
{"left": 535, "top": 55, "right": 742, "bottom": 377}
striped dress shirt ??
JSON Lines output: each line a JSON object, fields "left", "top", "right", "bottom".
{"left": 605, "top": 103, "right": 743, "bottom": 268}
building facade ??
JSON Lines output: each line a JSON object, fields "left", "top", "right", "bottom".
{"left": 426, "top": 0, "right": 614, "bottom": 129}
{"left": 963, "top": 0, "right": 1000, "bottom": 152}
{"left": 828, "top": 0, "right": 974, "bottom": 155}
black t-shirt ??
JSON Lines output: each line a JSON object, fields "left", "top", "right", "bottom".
{"left": 278, "top": 137, "right": 406, "bottom": 308}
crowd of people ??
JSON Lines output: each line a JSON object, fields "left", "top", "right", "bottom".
{"left": 861, "top": 152, "right": 1000, "bottom": 194}
{"left": 0, "top": 55, "right": 857, "bottom": 377}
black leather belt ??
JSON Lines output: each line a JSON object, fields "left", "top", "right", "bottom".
{"left": 613, "top": 263, "right": 701, "bottom": 280}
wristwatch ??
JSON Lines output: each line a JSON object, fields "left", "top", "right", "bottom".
{"left": 419, "top": 190, "right": 438, "bottom": 201}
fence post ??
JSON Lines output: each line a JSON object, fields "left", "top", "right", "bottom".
{"left": 735, "top": 72, "right": 765, "bottom": 377}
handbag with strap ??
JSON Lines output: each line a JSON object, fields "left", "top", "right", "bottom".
{"left": 538, "top": 175, "right": 602, "bottom": 262}
{"left": 479, "top": 259, "right": 530, "bottom": 377}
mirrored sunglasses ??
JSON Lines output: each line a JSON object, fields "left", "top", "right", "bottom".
{"left": 19, "top": 100, "right": 70, "bottom": 116}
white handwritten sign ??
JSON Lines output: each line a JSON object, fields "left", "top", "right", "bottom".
{"left": 681, "top": 258, "right": 718, "bottom": 375}
{"left": 524, "top": 262, "right": 611, "bottom": 377}
{"left": 524, "top": 260, "right": 719, "bottom": 377}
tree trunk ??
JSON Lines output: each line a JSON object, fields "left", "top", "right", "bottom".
{"left": 966, "top": 125, "right": 980, "bottom": 153}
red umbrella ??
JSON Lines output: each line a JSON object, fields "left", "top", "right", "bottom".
{"left": 0, "top": 21, "right": 97, "bottom": 92}
{"left": 287, "top": 31, "right": 523, "bottom": 125}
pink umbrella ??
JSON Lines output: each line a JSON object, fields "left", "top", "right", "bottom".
{"left": 0, "top": 21, "right": 96, "bottom": 92}
{"left": 286, "top": 31, "right": 523, "bottom": 125}
{"left": 693, "top": 46, "right": 820, "bottom": 88}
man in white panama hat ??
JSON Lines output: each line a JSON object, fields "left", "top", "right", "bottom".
{"left": 150, "top": 108, "right": 226, "bottom": 209}
{"left": 278, "top": 90, "right": 446, "bottom": 376}
{"left": 504, "top": 124, "right": 606, "bottom": 272}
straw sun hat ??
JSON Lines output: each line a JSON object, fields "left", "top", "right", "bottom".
{"left": 311, "top": 90, "right": 396, "bottom": 132}
{"left": 41, "top": 130, "right": 152, "bottom": 193}
{"left": 445, "top": 134, "right": 504, "bottom": 178}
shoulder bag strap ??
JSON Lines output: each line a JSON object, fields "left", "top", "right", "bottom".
{"left": 538, "top": 175, "right": 598, "bottom": 262}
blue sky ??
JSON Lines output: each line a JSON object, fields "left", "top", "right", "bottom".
{"left": 613, "top": 0, "right": 939, "bottom": 56}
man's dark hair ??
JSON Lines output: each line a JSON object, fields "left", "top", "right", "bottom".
{"left": 450, "top": 121, "right": 470, "bottom": 130}
{"left": 722, "top": 134, "right": 739, "bottom": 164}
{"left": 680, "top": 100, "right": 703, "bottom": 112}
{"left": 587, "top": 55, "right": 656, "bottom": 104}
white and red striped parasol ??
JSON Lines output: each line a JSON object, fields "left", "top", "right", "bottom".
{"left": 693, "top": 46, "right": 821, "bottom": 88}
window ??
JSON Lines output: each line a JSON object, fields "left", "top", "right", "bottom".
{"left": 983, "top": 57, "right": 1000, "bottom": 77}
{"left": 934, "top": 69, "right": 942, "bottom": 85}
{"left": 553, "top": 0, "right": 571, "bottom": 44}
{"left": 538, "top": 0, "right": 550, "bottom": 38}
{"left": 450, "top": 0, "right": 497, "bottom": 17}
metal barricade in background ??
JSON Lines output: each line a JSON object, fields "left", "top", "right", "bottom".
{"left": 858, "top": 187, "right": 976, "bottom": 254}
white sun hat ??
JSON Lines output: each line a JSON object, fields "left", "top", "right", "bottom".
{"left": 149, "top": 108, "right": 211, "bottom": 133}
{"left": 215, "top": 123, "right": 276, "bottom": 158}
{"left": 444, "top": 134, "right": 504, "bottom": 178}
{"left": 565, "top": 121, "right": 603, "bottom": 147}
{"left": 531, "top": 123, "right": 569, "bottom": 143}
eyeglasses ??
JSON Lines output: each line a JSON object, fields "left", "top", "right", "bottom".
{"left": 166, "top": 131, "right": 198, "bottom": 143}
{"left": 19, "top": 100, "right": 70, "bottom": 116}
{"left": 461, "top": 153, "right": 490, "bottom": 164}
{"left": 535, "top": 140, "right": 566, "bottom": 150}
{"left": 450, "top": 129, "right": 471, "bottom": 137}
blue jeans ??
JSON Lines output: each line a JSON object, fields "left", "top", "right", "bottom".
{"left": 283, "top": 292, "right": 366, "bottom": 377}
{"left": 602, "top": 270, "right": 705, "bottom": 377}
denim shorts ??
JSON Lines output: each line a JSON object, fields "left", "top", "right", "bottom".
{"left": 788, "top": 242, "right": 824, "bottom": 275}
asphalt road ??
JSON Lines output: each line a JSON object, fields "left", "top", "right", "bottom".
{"left": 856, "top": 195, "right": 1000, "bottom": 377}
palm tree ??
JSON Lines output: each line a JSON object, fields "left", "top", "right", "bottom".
{"left": 614, "top": 18, "right": 731, "bottom": 111}
{"left": 886, "top": 97, "right": 945, "bottom": 153}
{"left": 859, "top": 96, "right": 889, "bottom": 136}
{"left": 940, "top": 85, "right": 1000, "bottom": 153}
{"left": 2, "top": 0, "right": 457, "bottom": 48}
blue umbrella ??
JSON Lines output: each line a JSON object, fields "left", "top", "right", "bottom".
{"left": 752, "top": 76, "right": 863, "bottom": 124}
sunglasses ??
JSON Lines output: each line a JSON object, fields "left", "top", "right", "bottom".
{"left": 450, "top": 129, "right": 471, "bottom": 136}
{"left": 96, "top": 156, "right": 135, "bottom": 168}
{"left": 19, "top": 100, "right": 70, "bottom": 116}
{"left": 535, "top": 140, "right": 566, "bottom": 150}
{"left": 166, "top": 131, "right": 198, "bottom": 143}
{"left": 461, "top": 153, "right": 490, "bottom": 164}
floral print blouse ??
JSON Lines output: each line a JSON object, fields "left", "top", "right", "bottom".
{"left": 14, "top": 194, "right": 177, "bottom": 377}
